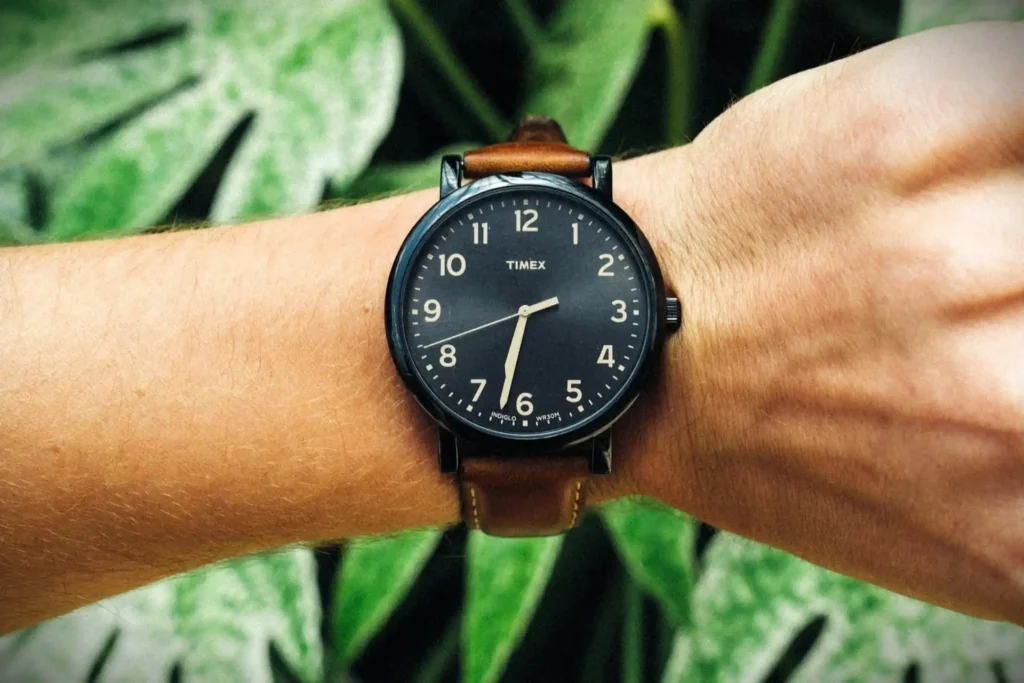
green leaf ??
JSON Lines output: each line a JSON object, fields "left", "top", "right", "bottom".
{"left": 0, "top": 549, "right": 323, "bottom": 683}
{"left": 0, "top": 0, "right": 181, "bottom": 75}
{"left": 601, "top": 497, "right": 696, "bottom": 626}
{"left": 463, "top": 534, "right": 563, "bottom": 683}
{"left": 0, "top": 168, "right": 39, "bottom": 245}
{"left": 334, "top": 144, "right": 477, "bottom": 201}
{"left": 0, "top": 40, "right": 198, "bottom": 165}
{"left": 0, "top": 218, "right": 39, "bottom": 246}
{"left": 521, "top": 0, "right": 655, "bottom": 149}
{"left": 0, "top": 167, "right": 29, "bottom": 223}
{"left": 2, "top": 0, "right": 402, "bottom": 238}
{"left": 900, "top": 0, "right": 1024, "bottom": 35}
{"left": 332, "top": 529, "right": 443, "bottom": 665}
{"left": 663, "top": 533, "right": 1024, "bottom": 682}
{"left": 211, "top": 0, "right": 403, "bottom": 221}
{"left": 48, "top": 78, "right": 243, "bottom": 240}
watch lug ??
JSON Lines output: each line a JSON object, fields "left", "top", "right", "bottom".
{"left": 438, "top": 428, "right": 459, "bottom": 473}
{"left": 440, "top": 155, "right": 463, "bottom": 199}
{"left": 590, "top": 429, "right": 613, "bottom": 475}
{"left": 591, "top": 156, "right": 612, "bottom": 200}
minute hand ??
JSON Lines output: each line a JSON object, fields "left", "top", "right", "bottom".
{"left": 499, "top": 314, "right": 529, "bottom": 409}
{"left": 498, "top": 297, "right": 559, "bottom": 409}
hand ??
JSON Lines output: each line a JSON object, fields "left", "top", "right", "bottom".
{"left": 619, "top": 22, "right": 1024, "bottom": 622}
{"left": 424, "top": 297, "right": 558, "bottom": 350}
{"left": 499, "top": 297, "right": 559, "bottom": 409}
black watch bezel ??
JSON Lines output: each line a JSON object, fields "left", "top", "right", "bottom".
{"left": 385, "top": 171, "right": 667, "bottom": 453}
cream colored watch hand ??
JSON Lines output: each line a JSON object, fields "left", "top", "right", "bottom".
{"left": 500, "top": 309, "right": 529, "bottom": 410}
{"left": 499, "top": 297, "right": 559, "bottom": 410}
{"left": 525, "top": 296, "right": 559, "bottom": 315}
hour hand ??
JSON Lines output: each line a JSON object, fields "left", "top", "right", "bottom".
{"left": 525, "top": 296, "right": 559, "bottom": 315}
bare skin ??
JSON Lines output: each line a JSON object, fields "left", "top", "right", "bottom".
{"left": 1, "top": 22, "right": 1023, "bottom": 634}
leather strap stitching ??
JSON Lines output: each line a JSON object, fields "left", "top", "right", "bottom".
{"left": 569, "top": 480, "right": 583, "bottom": 527}
{"left": 468, "top": 485, "right": 481, "bottom": 530}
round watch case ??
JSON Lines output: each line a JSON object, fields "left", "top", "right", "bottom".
{"left": 385, "top": 171, "right": 669, "bottom": 452}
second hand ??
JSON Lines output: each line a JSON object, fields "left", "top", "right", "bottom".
{"left": 422, "top": 311, "right": 520, "bottom": 349}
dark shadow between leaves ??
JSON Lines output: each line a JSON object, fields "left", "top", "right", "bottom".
{"left": 269, "top": 641, "right": 303, "bottom": 683}
{"left": 694, "top": 522, "right": 718, "bottom": 568}
{"left": 85, "top": 628, "right": 120, "bottom": 683}
{"left": 161, "top": 112, "right": 255, "bottom": 228}
{"left": 75, "top": 24, "right": 189, "bottom": 63}
{"left": 762, "top": 615, "right": 827, "bottom": 683}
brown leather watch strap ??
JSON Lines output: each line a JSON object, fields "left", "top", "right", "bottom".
{"left": 455, "top": 117, "right": 594, "bottom": 537}
{"left": 458, "top": 440, "right": 591, "bottom": 537}
{"left": 463, "top": 115, "right": 592, "bottom": 179}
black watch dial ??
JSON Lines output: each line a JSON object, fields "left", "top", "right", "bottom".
{"left": 396, "top": 182, "right": 656, "bottom": 439}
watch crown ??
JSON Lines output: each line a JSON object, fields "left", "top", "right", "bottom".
{"left": 665, "top": 296, "right": 682, "bottom": 333}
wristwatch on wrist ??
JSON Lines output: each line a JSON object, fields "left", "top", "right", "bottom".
{"left": 385, "top": 116, "right": 680, "bottom": 537}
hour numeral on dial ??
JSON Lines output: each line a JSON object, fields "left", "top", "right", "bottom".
{"left": 472, "top": 222, "right": 489, "bottom": 245}
{"left": 597, "top": 345, "right": 615, "bottom": 367}
{"left": 471, "top": 379, "right": 487, "bottom": 402}
{"left": 598, "top": 254, "right": 615, "bottom": 277}
{"left": 566, "top": 380, "right": 582, "bottom": 403}
{"left": 440, "top": 253, "right": 466, "bottom": 276}
{"left": 515, "top": 209, "right": 538, "bottom": 232}
{"left": 516, "top": 392, "right": 534, "bottom": 416}
{"left": 439, "top": 344, "right": 457, "bottom": 368}
{"left": 611, "top": 300, "right": 627, "bottom": 323}
{"left": 424, "top": 299, "right": 442, "bottom": 322}
{"left": 572, "top": 222, "right": 579, "bottom": 245}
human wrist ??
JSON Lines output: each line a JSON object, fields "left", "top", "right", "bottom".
{"left": 583, "top": 145, "right": 722, "bottom": 513}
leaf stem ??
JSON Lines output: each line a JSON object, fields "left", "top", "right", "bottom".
{"left": 648, "top": 0, "right": 691, "bottom": 146}
{"left": 623, "top": 579, "right": 644, "bottom": 683}
{"left": 389, "top": 0, "right": 509, "bottom": 142}
{"left": 745, "top": 0, "right": 802, "bottom": 94}
{"left": 502, "top": 0, "right": 544, "bottom": 53}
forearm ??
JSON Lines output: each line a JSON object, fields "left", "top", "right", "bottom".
{"left": 0, "top": 149, "right": 702, "bottom": 632}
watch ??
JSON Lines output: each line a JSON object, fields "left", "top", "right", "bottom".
{"left": 385, "top": 116, "right": 680, "bottom": 537}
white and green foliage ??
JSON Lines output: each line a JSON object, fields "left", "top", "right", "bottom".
{"left": 0, "top": 0, "right": 402, "bottom": 240}
{"left": 901, "top": 0, "right": 1024, "bottom": 34}
{"left": 662, "top": 533, "right": 1024, "bottom": 683}
{"left": 0, "top": 549, "right": 322, "bottom": 682}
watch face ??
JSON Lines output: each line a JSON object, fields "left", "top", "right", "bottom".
{"left": 388, "top": 174, "right": 660, "bottom": 443}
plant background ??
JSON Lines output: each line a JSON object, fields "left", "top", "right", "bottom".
{"left": 1, "top": 0, "right": 1024, "bottom": 681}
